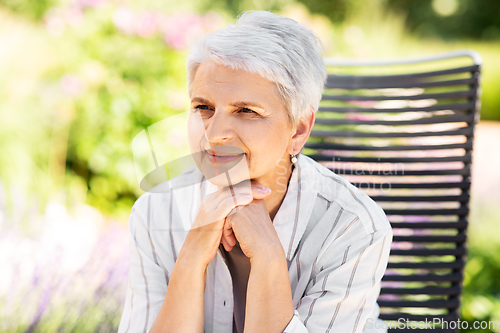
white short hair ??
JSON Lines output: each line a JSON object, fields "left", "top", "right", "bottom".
{"left": 186, "top": 10, "right": 327, "bottom": 124}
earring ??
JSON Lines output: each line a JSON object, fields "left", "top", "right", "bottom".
{"left": 290, "top": 150, "right": 298, "bottom": 164}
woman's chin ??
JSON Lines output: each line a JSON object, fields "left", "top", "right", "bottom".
{"left": 199, "top": 156, "right": 251, "bottom": 188}
{"left": 206, "top": 173, "right": 247, "bottom": 188}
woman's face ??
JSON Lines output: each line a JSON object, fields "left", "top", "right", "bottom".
{"left": 187, "top": 62, "right": 294, "bottom": 189}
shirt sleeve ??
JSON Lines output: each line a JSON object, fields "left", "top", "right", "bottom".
{"left": 284, "top": 224, "right": 392, "bottom": 333}
{"left": 118, "top": 197, "right": 170, "bottom": 333}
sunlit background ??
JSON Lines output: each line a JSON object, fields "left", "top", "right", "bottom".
{"left": 0, "top": 0, "right": 499, "bottom": 331}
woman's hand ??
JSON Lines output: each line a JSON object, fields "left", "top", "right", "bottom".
{"left": 222, "top": 199, "right": 285, "bottom": 262}
{"left": 178, "top": 180, "right": 272, "bottom": 269}
{"left": 151, "top": 181, "right": 270, "bottom": 333}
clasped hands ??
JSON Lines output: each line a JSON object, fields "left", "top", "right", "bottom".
{"left": 180, "top": 179, "right": 284, "bottom": 269}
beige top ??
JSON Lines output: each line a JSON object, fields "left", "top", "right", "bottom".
{"left": 219, "top": 241, "right": 251, "bottom": 333}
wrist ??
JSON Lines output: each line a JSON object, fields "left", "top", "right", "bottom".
{"left": 179, "top": 229, "right": 221, "bottom": 269}
{"left": 250, "top": 246, "right": 286, "bottom": 268}
{"left": 176, "top": 247, "right": 211, "bottom": 273}
{"left": 245, "top": 245, "right": 294, "bottom": 333}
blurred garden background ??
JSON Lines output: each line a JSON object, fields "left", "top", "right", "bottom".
{"left": 0, "top": 0, "right": 499, "bottom": 331}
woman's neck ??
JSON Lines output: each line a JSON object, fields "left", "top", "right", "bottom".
{"left": 263, "top": 162, "right": 295, "bottom": 221}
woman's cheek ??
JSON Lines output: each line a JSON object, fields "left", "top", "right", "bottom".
{"left": 187, "top": 115, "right": 205, "bottom": 152}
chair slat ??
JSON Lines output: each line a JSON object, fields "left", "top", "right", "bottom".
{"left": 326, "top": 65, "right": 479, "bottom": 82}
{"left": 322, "top": 90, "right": 475, "bottom": 102}
{"left": 318, "top": 101, "right": 475, "bottom": 113}
{"left": 313, "top": 154, "right": 471, "bottom": 164}
{"left": 384, "top": 208, "right": 469, "bottom": 216}
{"left": 334, "top": 167, "right": 470, "bottom": 176}
{"left": 375, "top": 195, "right": 469, "bottom": 202}
{"left": 311, "top": 127, "right": 473, "bottom": 138}
{"left": 387, "top": 261, "right": 465, "bottom": 270}
{"left": 304, "top": 140, "right": 473, "bottom": 151}
{"left": 325, "top": 77, "right": 477, "bottom": 90}
{"left": 352, "top": 182, "right": 470, "bottom": 189}
{"left": 392, "top": 235, "right": 466, "bottom": 243}
{"left": 390, "top": 248, "right": 466, "bottom": 256}
{"left": 381, "top": 287, "right": 461, "bottom": 295}
{"left": 382, "top": 273, "right": 462, "bottom": 282}
{"left": 390, "top": 221, "right": 468, "bottom": 229}
{"left": 380, "top": 313, "right": 458, "bottom": 321}
{"left": 378, "top": 299, "right": 460, "bottom": 308}
{"left": 314, "top": 114, "right": 474, "bottom": 126}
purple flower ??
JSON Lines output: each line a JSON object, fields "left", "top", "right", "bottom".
{"left": 27, "top": 284, "right": 53, "bottom": 331}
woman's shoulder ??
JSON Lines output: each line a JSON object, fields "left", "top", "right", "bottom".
{"left": 299, "top": 154, "right": 358, "bottom": 197}
{"left": 300, "top": 154, "right": 391, "bottom": 235}
{"left": 131, "top": 165, "right": 205, "bottom": 230}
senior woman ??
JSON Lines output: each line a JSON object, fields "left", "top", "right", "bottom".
{"left": 119, "top": 10, "right": 392, "bottom": 333}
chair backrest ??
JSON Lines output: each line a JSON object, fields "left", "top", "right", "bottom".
{"left": 305, "top": 50, "right": 481, "bottom": 332}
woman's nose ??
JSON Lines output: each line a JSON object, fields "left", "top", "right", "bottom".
{"left": 204, "top": 111, "right": 233, "bottom": 144}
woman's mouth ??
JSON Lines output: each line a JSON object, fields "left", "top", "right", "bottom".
{"left": 205, "top": 151, "right": 244, "bottom": 164}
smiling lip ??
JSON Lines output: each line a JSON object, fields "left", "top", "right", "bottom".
{"left": 205, "top": 150, "right": 244, "bottom": 164}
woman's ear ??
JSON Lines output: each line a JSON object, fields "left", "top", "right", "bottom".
{"left": 289, "top": 107, "right": 316, "bottom": 153}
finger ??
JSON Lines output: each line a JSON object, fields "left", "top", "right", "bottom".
{"left": 249, "top": 184, "right": 272, "bottom": 199}
{"left": 221, "top": 221, "right": 236, "bottom": 251}
{"left": 221, "top": 234, "right": 233, "bottom": 252}
{"left": 222, "top": 220, "right": 237, "bottom": 248}
{"left": 193, "top": 193, "right": 251, "bottom": 230}
{"left": 219, "top": 181, "right": 271, "bottom": 203}
{"left": 241, "top": 180, "right": 272, "bottom": 198}
{"left": 208, "top": 181, "right": 271, "bottom": 225}
{"left": 215, "top": 194, "right": 253, "bottom": 219}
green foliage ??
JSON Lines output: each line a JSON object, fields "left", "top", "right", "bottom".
{"left": 460, "top": 205, "right": 500, "bottom": 332}
{"left": 0, "top": 2, "right": 224, "bottom": 218}
{"left": 0, "top": 0, "right": 57, "bottom": 20}
{"left": 58, "top": 8, "right": 208, "bottom": 216}
{"left": 297, "top": 0, "right": 500, "bottom": 40}
{"left": 387, "top": 0, "right": 500, "bottom": 40}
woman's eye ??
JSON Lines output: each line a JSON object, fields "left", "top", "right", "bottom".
{"left": 193, "top": 105, "right": 214, "bottom": 114}
{"left": 239, "top": 108, "right": 256, "bottom": 114}
{"left": 191, "top": 105, "right": 214, "bottom": 118}
{"left": 195, "top": 104, "right": 212, "bottom": 110}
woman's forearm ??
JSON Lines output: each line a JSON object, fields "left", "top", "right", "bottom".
{"left": 245, "top": 252, "right": 295, "bottom": 333}
{"left": 150, "top": 253, "right": 206, "bottom": 333}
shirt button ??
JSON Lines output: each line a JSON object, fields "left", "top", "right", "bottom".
{"left": 223, "top": 301, "right": 226, "bottom": 306}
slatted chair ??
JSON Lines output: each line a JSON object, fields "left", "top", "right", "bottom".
{"left": 305, "top": 50, "right": 481, "bottom": 332}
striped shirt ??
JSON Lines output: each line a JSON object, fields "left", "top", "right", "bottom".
{"left": 118, "top": 154, "right": 392, "bottom": 333}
